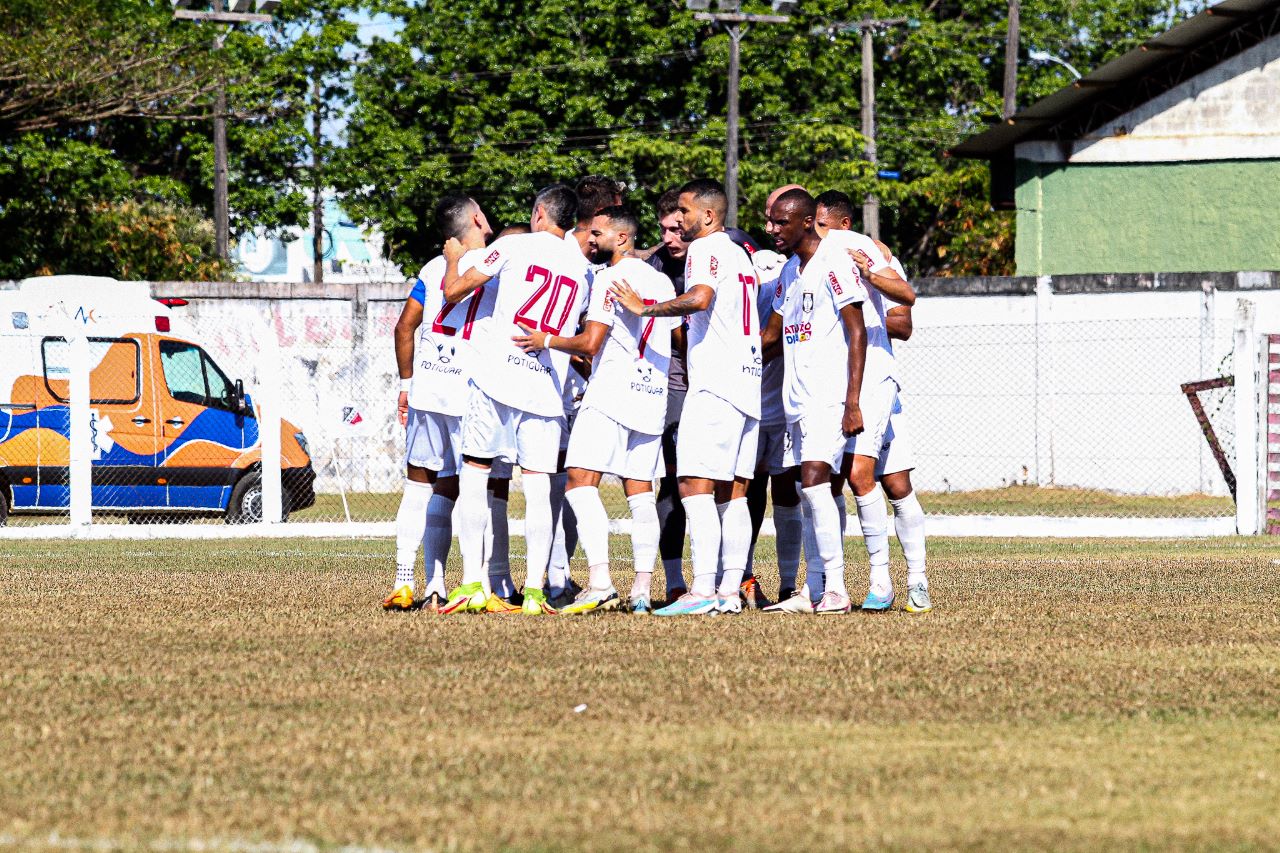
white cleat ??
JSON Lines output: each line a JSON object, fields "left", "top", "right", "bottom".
{"left": 814, "top": 590, "right": 853, "bottom": 614}
{"left": 715, "top": 595, "right": 743, "bottom": 615}
{"left": 762, "top": 592, "right": 815, "bottom": 614}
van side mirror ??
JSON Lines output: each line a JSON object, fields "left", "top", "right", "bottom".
{"left": 234, "top": 379, "right": 247, "bottom": 414}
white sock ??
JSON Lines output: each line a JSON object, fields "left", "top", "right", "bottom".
{"left": 857, "top": 485, "right": 892, "bottom": 595}
{"left": 663, "top": 558, "right": 685, "bottom": 594}
{"left": 891, "top": 491, "right": 928, "bottom": 589}
{"left": 801, "top": 501, "right": 823, "bottom": 601}
{"left": 716, "top": 497, "right": 751, "bottom": 597}
{"left": 393, "top": 479, "right": 432, "bottom": 589}
{"left": 422, "top": 493, "right": 453, "bottom": 596}
{"left": 802, "top": 484, "right": 846, "bottom": 597}
{"left": 521, "top": 472, "right": 553, "bottom": 591}
{"left": 628, "top": 492, "right": 659, "bottom": 588}
{"left": 548, "top": 471, "right": 571, "bottom": 594}
{"left": 681, "top": 493, "right": 721, "bottom": 598}
{"left": 486, "top": 496, "right": 512, "bottom": 598}
{"left": 774, "top": 502, "right": 802, "bottom": 589}
{"left": 835, "top": 492, "right": 848, "bottom": 540}
{"left": 457, "top": 466, "right": 490, "bottom": 588}
{"left": 565, "top": 486, "right": 610, "bottom": 590}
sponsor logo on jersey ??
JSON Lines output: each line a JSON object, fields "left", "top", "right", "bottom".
{"left": 484, "top": 249, "right": 500, "bottom": 266}
{"left": 603, "top": 291, "right": 615, "bottom": 312}
{"left": 784, "top": 321, "right": 812, "bottom": 344}
{"left": 507, "top": 352, "right": 552, "bottom": 374}
{"left": 802, "top": 292, "right": 814, "bottom": 313}
{"left": 709, "top": 255, "right": 719, "bottom": 276}
{"left": 853, "top": 249, "right": 873, "bottom": 271}
{"left": 826, "top": 270, "right": 843, "bottom": 296}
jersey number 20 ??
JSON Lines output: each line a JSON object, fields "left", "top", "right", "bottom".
{"left": 515, "top": 265, "right": 579, "bottom": 335}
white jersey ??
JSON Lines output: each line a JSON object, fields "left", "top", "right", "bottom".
{"left": 872, "top": 257, "right": 909, "bottom": 358}
{"left": 754, "top": 250, "right": 789, "bottom": 428}
{"left": 578, "top": 258, "right": 678, "bottom": 435}
{"left": 469, "top": 231, "right": 590, "bottom": 417}
{"left": 408, "top": 250, "right": 492, "bottom": 416}
{"left": 773, "top": 241, "right": 870, "bottom": 422}
{"left": 817, "top": 230, "right": 898, "bottom": 388}
{"left": 683, "top": 230, "right": 762, "bottom": 418}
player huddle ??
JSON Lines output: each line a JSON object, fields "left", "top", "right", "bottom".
{"left": 384, "top": 175, "right": 930, "bottom": 616}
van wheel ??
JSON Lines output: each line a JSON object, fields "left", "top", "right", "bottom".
{"left": 225, "top": 472, "right": 291, "bottom": 524}
{"left": 0, "top": 490, "right": 8, "bottom": 527}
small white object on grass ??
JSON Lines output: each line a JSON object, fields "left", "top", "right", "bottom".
{"left": 573, "top": 704, "right": 588, "bottom": 713}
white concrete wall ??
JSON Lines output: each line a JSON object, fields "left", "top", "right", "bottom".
{"left": 1018, "top": 34, "right": 1280, "bottom": 163}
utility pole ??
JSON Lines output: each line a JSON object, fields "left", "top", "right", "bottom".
{"left": 822, "top": 16, "right": 907, "bottom": 240}
{"left": 690, "top": 0, "right": 792, "bottom": 229}
{"left": 171, "top": 0, "right": 279, "bottom": 262}
{"left": 311, "top": 72, "right": 325, "bottom": 284}
{"left": 1003, "top": 0, "right": 1020, "bottom": 119}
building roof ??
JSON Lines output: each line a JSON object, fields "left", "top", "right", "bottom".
{"left": 951, "top": 0, "right": 1280, "bottom": 168}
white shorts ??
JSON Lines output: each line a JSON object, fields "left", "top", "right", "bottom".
{"left": 405, "top": 408, "right": 462, "bottom": 476}
{"left": 676, "top": 389, "right": 759, "bottom": 481}
{"left": 845, "top": 378, "right": 898, "bottom": 459}
{"left": 460, "top": 382, "right": 563, "bottom": 474}
{"left": 565, "top": 405, "right": 663, "bottom": 482}
{"left": 756, "top": 422, "right": 790, "bottom": 476}
{"left": 876, "top": 407, "right": 914, "bottom": 477}
{"left": 786, "top": 406, "right": 846, "bottom": 471}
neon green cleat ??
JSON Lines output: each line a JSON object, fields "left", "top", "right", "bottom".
{"left": 521, "top": 587, "right": 557, "bottom": 615}
{"left": 440, "top": 581, "right": 487, "bottom": 614}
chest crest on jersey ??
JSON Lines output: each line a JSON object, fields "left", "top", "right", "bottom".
{"left": 801, "top": 291, "right": 814, "bottom": 314}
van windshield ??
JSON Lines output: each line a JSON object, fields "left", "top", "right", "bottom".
{"left": 158, "top": 340, "right": 242, "bottom": 413}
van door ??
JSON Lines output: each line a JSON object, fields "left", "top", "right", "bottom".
{"left": 156, "top": 339, "right": 255, "bottom": 511}
{"left": 38, "top": 336, "right": 163, "bottom": 511}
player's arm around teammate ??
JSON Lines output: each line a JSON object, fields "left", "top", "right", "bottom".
{"left": 610, "top": 180, "right": 762, "bottom": 615}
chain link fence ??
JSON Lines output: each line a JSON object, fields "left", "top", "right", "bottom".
{"left": 0, "top": 281, "right": 1263, "bottom": 532}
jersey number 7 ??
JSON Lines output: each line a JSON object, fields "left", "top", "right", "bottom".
{"left": 515, "top": 265, "right": 580, "bottom": 335}
{"left": 432, "top": 285, "right": 484, "bottom": 339}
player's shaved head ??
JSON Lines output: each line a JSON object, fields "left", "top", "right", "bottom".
{"left": 496, "top": 223, "right": 530, "bottom": 239}
{"left": 595, "top": 204, "right": 641, "bottom": 238}
{"left": 815, "top": 189, "right": 855, "bottom": 225}
{"left": 575, "top": 175, "right": 625, "bottom": 224}
{"left": 765, "top": 183, "right": 806, "bottom": 216}
{"left": 774, "top": 187, "right": 816, "bottom": 220}
{"left": 434, "top": 194, "right": 479, "bottom": 241}
{"left": 678, "top": 178, "right": 728, "bottom": 222}
{"left": 533, "top": 183, "right": 579, "bottom": 231}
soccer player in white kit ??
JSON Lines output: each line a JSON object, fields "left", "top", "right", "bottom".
{"left": 439, "top": 184, "right": 590, "bottom": 615}
{"left": 809, "top": 191, "right": 920, "bottom": 612}
{"left": 513, "top": 206, "right": 680, "bottom": 614}
{"left": 610, "top": 179, "right": 762, "bottom": 616}
{"left": 384, "top": 195, "right": 493, "bottom": 613}
{"left": 757, "top": 189, "right": 872, "bottom": 614}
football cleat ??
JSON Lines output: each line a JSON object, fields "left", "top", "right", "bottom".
{"left": 381, "top": 585, "right": 415, "bottom": 611}
{"left": 861, "top": 588, "right": 896, "bottom": 612}
{"left": 440, "top": 581, "right": 488, "bottom": 615}
{"left": 654, "top": 592, "right": 719, "bottom": 616}
{"left": 521, "top": 587, "right": 558, "bottom": 615}
{"left": 560, "top": 587, "right": 620, "bottom": 615}
{"left": 814, "top": 590, "right": 853, "bottom": 615}
{"left": 483, "top": 593, "right": 522, "bottom": 615}
{"left": 904, "top": 584, "right": 933, "bottom": 613}
{"left": 421, "top": 592, "right": 445, "bottom": 614}
{"left": 629, "top": 596, "right": 652, "bottom": 615}
{"left": 763, "top": 592, "right": 815, "bottom": 614}
{"left": 715, "top": 595, "right": 743, "bottom": 615}
{"left": 739, "top": 576, "right": 772, "bottom": 609}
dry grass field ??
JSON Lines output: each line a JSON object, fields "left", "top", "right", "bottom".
{"left": 2, "top": 536, "right": 1278, "bottom": 851}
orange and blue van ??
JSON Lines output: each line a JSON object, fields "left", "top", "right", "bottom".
{"left": 0, "top": 276, "right": 315, "bottom": 523}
